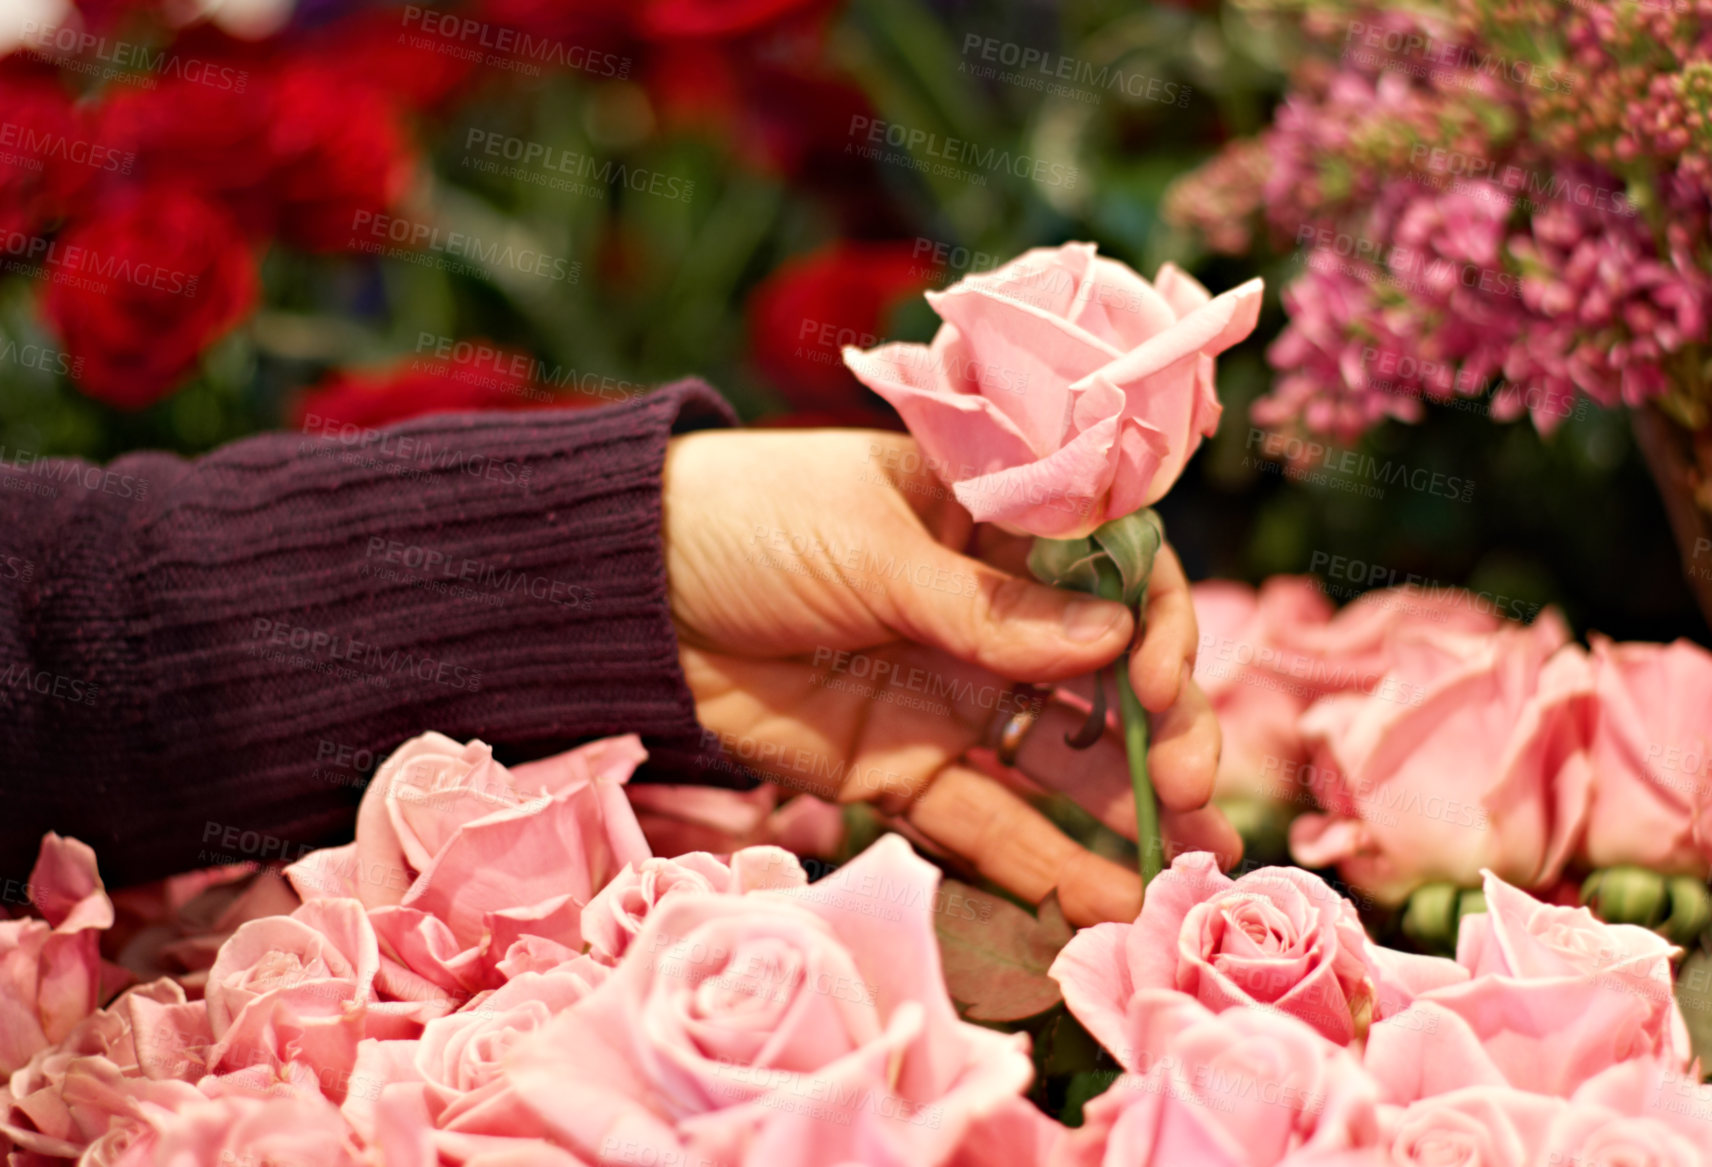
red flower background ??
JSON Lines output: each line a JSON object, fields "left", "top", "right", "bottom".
{"left": 3, "top": 0, "right": 1694, "bottom": 664}
{"left": 0, "top": 0, "right": 922, "bottom": 428}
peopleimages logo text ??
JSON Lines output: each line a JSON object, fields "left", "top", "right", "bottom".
{"left": 846, "top": 117, "right": 1079, "bottom": 189}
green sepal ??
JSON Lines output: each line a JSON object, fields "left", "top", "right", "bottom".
{"left": 1400, "top": 882, "right": 1462, "bottom": 955}
{"left": 1663, "top": 876, "right": 1712, "bottom": 945}
{"left": 1090, "top": 509, "right": 1163, "bottom": 610}
{"left": 1027, "top": 510, "right": 1165, "bottom": 610}
{"left": 1583, "top": 866, "right": 1668, "bottom": 929}
{"left": 1027, "top": 536, "right": 1104, "bottom": 596}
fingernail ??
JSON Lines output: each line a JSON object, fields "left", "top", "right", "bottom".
{"left": 1062, "top": 599, "right": 1127, "bottom": 644}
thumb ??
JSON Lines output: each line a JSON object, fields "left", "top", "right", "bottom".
{"left": 874, "top": 529, "right": 1134, "bottom": 682}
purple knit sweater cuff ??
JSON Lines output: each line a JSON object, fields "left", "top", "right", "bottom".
{"left": 0, "top": 377, "right": 748, "bottom": 886}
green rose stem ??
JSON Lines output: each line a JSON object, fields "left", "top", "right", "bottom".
{"left": 1028, "top": 510, "right": 1166, "bottom": 886}
{"left": 1114, "top": 650, "right": 1162, "bottom": 885}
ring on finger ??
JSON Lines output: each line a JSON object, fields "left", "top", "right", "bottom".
{"left": 992, "top": 686, "right": 1051, "bottom": 768}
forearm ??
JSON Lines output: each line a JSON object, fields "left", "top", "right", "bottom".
{"left": 0, "top": 379, "right": 746, "bottom": 887}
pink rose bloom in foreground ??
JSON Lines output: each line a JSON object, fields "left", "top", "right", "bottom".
{"left": 843, "top": 241, "right": 1263, "bottom": 537}
{"left": 1583, "top": 636, "right": 1712, "bottom": 874}
{"left": 1055, "top": 991, "right": 1379, "bottom": 1167}
{"left": 107, "top": 864, "right": 299, "bottom": 994}
{"left": 198, "top": 897, "right": 439, "bottom": 1094}
{"left": 1291, "top": 613, "right": 1592, "bottom": 903}
{"left": 506, "top": 834, "right": 1034, "bottom": 1167}
{"left": 285, "top": 732, "right": 651, "bottom": 995}
{"left": 1376, "top": 1086, "right": 1562, "bottom": 1167}
{"left": 1541, "top": 1105, "right": 1712, "bottom": 1167}
{"left": 0, "top": 834, "right": 115, "bottom": 1075}
{"left": 0, "top": 977, "right": 188, "bottom": 1159}
{"left": 1049, "top": 852, "right": 1458, "bottom": 1050}
{"left": 625, "top": 783, "right": 846, "bottom": 861}
{"left": 1365, "top": 870, "right": 1688, "bottom": 1102}
{"left": 341, "top": 966, "right": 606, "bottom": 1162}
{"left": 109, "top": 1088, "right": 363, "bottom": 1167}
{"left": 580, "top": 847, "right": 808, "bottom": 966}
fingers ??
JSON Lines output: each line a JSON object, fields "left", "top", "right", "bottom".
{"left": 874, "top": 529, "right": 1134, "bottom": 685}
{"left": 1145, "top": 676, "right": 1221, "bottom": 813}
{"left": 1016, "top": 675, "right": 1220, "bottom": 819}
{"left": 1162, "top": 805, "right": 1243, "bottom": 871}
{"left": 1130, "top": 543, "right": 1199, "bottom": 713}
{"left": 1010, "top": 701, "right": 1147, "bottom": 838}
{"left": 903, "top": 763, "right": 1143, "bottom": 927}
{"left": 966, "top": 525, "right": 1034, "bottom": 577}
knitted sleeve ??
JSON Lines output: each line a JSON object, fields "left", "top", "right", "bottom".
{"left": 0, "top": 378, "right": 751, "bottom": 886}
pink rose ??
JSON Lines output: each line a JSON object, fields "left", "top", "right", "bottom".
{"left": 1054, "top": 991, "right": 1378, "bottom": 1167}
{"left": 1264, "top": 585, "right": 1508, "bottom": 703}
{"left": 200, "top": 898, "right": 434, "bottom": 1096}
{"left": 1584, "top": 637, "right": 1712, "bottom": 874}
{"left": 1542, "top": 1106, "right": 1711, "bottom": 1167}
{"left": 0, "top": 978, "right": 187, "bottom": 1158}
{"left": 1377, "top": 1087, "right": 1562, "bottom": 1167}
{"left": 1193, "top": 580, "right": 1509, "bottom": 807}
{"left": 946, "top": 1098, "right": 1065, "bottom": 1167}
{"left": 285, "top": 733, "right": 651, "bottom": 994}
{"left": 109, "top": 1088, "right": 364, "bottom": 1167}
{"left": 580, "top": 847, "right": 808, "bottom": 966}
{"left": 0, "top": 834, "right": 115, "bottom": 1074}
{"left": 1455, "top": 869, "right": 1685, "bottom": 1064}
{"left": 843, "top": 242, "right": 1263, "bottom": 537}
{"left": 1366, "top": 871, "right": 1688, "bottom": 1102}
{"left": 1192, "top": 577, "right": 1334, "bottom": 803}
{"left": 506, "top": 834, "right": 1034, "bottom": 1167}
{"left": 626, "top": 783, "right": 846, "bottom": 861}
{"left": 1052, "top": 852, "right": 1406, "bottom": 1048}
{"left": 108, "top": 866, "right": 299, "bottom": 995}
{"left": 1291, "top": 614, "right": 1593, "bottom": 903}
{"left": 342, "top": 966, "right": 605, "bottom": 1163}
{"left": 1569, "top": 1057, "right": 1712, "bottom": 1148}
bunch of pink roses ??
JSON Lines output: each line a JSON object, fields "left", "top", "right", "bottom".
{"left": 1196, "top": 575, "right": 1712, "bottom": 922}
{"left": 0, "top": 725, "right": 1705, "bottom": 1164}
{"left": 1048, "top": 853, "right": 1709, "bottom": 1165}
{"left": 0, "top": 731, "right": 1041, "bottom": 1166}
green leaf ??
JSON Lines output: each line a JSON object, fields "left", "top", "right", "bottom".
{"left": 934, "top": 883, "right": 1073, "bottom": 1023}
{"left": 1060, "top": 1070, "right": 1123, "bottom": 1128}
{"left": 1678, "top": 948, "right": 1712, "bottom": 1078}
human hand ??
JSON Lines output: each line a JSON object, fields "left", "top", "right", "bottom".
{"left": 661, "top": 428, "right": 1237, "bottom": 925}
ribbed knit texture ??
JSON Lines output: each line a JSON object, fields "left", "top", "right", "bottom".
{"left": 0, "top": 378, "right": 750, "bottom": 886}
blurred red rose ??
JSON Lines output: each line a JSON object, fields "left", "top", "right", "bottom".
{"left": 638, "top": 0, "right": 829, "bottom": 39}
{"left": 292, "top": 343, "right": 576, "bottom": 430}
{"left": 42, "top": 187, "right": 257, "bottom": 409}
{"left": 98, "top": 70, "right": 278, "bottom": 236}
{"left": 747, "top": 240, "right": 936, "bottom": 418}
{"left": 645, "top": 35, "right": 871, "bottom": 180}
{"left": 267, "top": 63, "right": 416, "bottom": 252}
{"left": 98, "top": 59, "right": 413, "bottom": 252}
{"left": 306, "top": 9, "right": 478, "bottom": 111}
{"left": 68, "top": 0, "right": 157, "bottom": 30}
{"left": 474, "top": 0, "right": 633, "bottom": 42}
{"left": 0, "top": 67, "right": 100, "bottom": 239}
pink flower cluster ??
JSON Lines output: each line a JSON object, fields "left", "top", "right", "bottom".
{"left": 0, "top": 725, "right": 1706, "bottom": 1164}
{"left": 1168, "top": 2, "right": 1712, "bottom": 439}
{"left": 1195, "top": 576, "right": 1712, "bottom": 902}
{"left": 1049, "top": 852, "right": 1707, "bottom": 1165}
{"left": 0, "top": 732, "right": 1037, "bottom": 1166}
